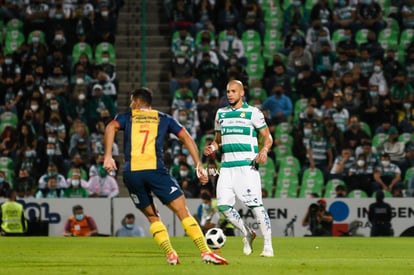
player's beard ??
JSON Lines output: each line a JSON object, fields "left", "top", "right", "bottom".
{"left": 229, "top": 97, "right": 241, "bottom": 107}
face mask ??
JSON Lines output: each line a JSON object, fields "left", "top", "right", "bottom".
{"left": 178, "top": 115, "right": 187, "bottom": 123}
{"left": 226, "top": 35, "right": 234, "bottom": 41}
{"left": 76, "top": 78, "right": 85, "bottom": 85}
{"left": 403, "top": 103, "right": 411, "bottom": 109}
{"left": 0, "top": 177, "right": 4, "bottom": 183}
{"left": 184, "top": 101, "right": 192, "bottom": 108}
{"left": 48, "top": 137, "right": 56, "bottom": 143}
{"left": 381, "top": 160, "right": 390, "bottom": 167}
{"left": 180, "top": 170, "right": 189, "bottom": 177}
{"left": 54, "top": 34, "right": 64, "bottom": 41}
{"left": 78, "top": 93, "right": 86, "bottom": 101}
{"left": 4, "top": 58, "right": 12, "bottom": 65}
{"left": 47, "top": 149, "right": 56, "bottom": 156}
{"left": 338, "top": 0, "right": 346, "bottom": 6}
{"left": 182, "top": 148, "right": 189, "bottom": 155}
{"left": 176, "top": 58, "right": 185, "bottom": 64}
{"left": 46, "top": 93, "right": 53, "bottom": 100}
{"left": 71, "top": 179, "right": 80, "bottom": 187}
{"left": 293, "top": 0, "right": 301, "bottom": 6}
{"left": 101, "top": 57, "right": 109, "bottom": 63}
{"left": 55, "top": 13, "right": 63, "bottom": 20}
{"left": 31, "top": 104, "right": 39, "bottom": 112}
{"left": 205, "top": 82, "right": 213, "bottom": 88}
{"left": 50, "top": 104, "right": 59, "bottom": 111}
{"left": 32, "top": 37, "right": 40, "bottom": 43}
{"left": 369, "top": 91, "right": 377, "bottom": 97}
{"left": 48, "top": 170, "right": 58, "bottom": 177}
{"left": 75, "top": 214, "right": 84, "bottom": 221}
{"left": 357, "top": 160, "right": 365, "bottom": 167}
{"left": 364, "top": 0, "right": 372, "bottom": 4}
{"left": 319, "top": 36, "right": 328, "bottom": 42}
{"left": 101, "top": 11, "right": 109, "bottom": 17}
{"left": 373, "top": 65, "right": 381, "bottom": 73}
{"left": 304, "top": 128, "right": 312, "bottom": 136}
{"left": 202, "top": 203, "right": 210, "bottom": 210}
{"left": 25, "top": 150, "right": 35, "bottom": 157}
{"left": 125, "top": 224, "right": 134, "bottom": 229}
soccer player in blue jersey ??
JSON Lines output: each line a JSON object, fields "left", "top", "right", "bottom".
{"left": 204, "top": 80, "right": 274, "bottom": 257}
{"left": 103, "top": 87, "right": 228, "bottom": 265}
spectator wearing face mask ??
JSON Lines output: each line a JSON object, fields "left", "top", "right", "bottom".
{"left": 86, "top": 160, "right": 119, "bottom": 198}
{"left": 368, "top": 59, "right": 388, "bottom": 98}
{"left": 173, "top": 160, "right": 199, "bottom": 198}
{"left": 262, "top": 84, "right": 293, "bottom": 126}
{"left": 397, "top": 100, "right": 414, "bottom": 133}
{"left": 64, "top": 167, "right": 89, "bottom": 198}
{"left": 37, "top": 162, "right": 68, "bottom": 191}
{"left": 169, "top": 53, "right": 199, "bottom": 97}
{"left": 115, "top": 213, "right": 146, "bottom": 237}
{"left": 346, "top": 153, "right": 374, "bottom": 195}
{"left": 373, "top": 153, "right": 403, "bottom": 194}
{"left": 218, "top": 28, "right": 246, "bottom": 67}
{"left": 35, "top": 174, "right": 66, "bottom": 198}
{"left": 197, "top": 78, "right": 219, "bottom": 105}
{"left": 63, "top": 205, "right": 98, "bottom": 236}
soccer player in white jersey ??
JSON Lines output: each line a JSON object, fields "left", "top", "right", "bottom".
{"left": 204, "top": 80, "right": 274, "bottom": 257}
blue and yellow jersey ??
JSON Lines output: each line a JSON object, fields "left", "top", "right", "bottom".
{"left": 114, "top": 109, "right": 184, "bottom": 172}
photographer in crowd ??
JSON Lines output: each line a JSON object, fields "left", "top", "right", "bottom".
{"left": 302, "top": 199, "right": 333, "bottom": 236}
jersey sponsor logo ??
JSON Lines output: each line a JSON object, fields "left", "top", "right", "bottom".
{"left": 170, "top": 186, "right": 178, "bottom": 194}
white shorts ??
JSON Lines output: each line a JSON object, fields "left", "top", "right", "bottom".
{"left": 216, "top": 166, "right": 263, "bottom": 208}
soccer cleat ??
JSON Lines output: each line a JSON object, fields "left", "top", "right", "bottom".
{"left": 260, "top": 246, "right": 274, "bottom": 257}
{"left": 243, "top": 225, "right": 256, "bottom": 255}
{"left": 167, "top": 251, "right": 181, "bottom": 265}
{"left": 201, "top": 251, "right": 229, "bottom": 265}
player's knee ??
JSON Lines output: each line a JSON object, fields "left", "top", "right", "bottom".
{"left": 218, "top": 205, "right": 232, "bottom": 212}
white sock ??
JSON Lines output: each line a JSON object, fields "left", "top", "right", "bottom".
{"left": 222, "top": 207, "right": 248, "bottom": 236}
{"left": 253, "top": 206, "right": 273, "bottom": 247}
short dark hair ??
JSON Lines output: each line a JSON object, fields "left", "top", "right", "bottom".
{"left": 72, "top": 205, "right": 83, "bottom": 213}
{"left": 131, "top": 87, "right": 153, "bottom": 106}
{"left": 125, "top": 213, "right": 135, "bottom": 219}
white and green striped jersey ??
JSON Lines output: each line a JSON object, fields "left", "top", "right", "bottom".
{"left": 215, "top": 102, "right": 267, "bottom": 168}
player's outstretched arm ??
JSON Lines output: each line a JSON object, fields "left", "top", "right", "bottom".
{"left": 177, "top": 128, "right": 208, "bottom": 184}
{"left": 203, "top": 132, "right": 221, "bottom": 156}
{"left": 103, "top": 120, "right": 119, "bottom": 173}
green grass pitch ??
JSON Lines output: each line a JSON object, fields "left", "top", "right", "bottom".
{"left": 1, "top": 237, "right": 413, "bottom": 275}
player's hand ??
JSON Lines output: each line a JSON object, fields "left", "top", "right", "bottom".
{"left": 254, "top": 148, "right": 268, "bottom": 164}
{"left": 203, "top": 144, "right": 215, "bottom": 156}
{"left": 196, "top": 163, "right": 208, "bottom": 184}
{"left": 103, "top": 157, "right": 117, "bottom": 175}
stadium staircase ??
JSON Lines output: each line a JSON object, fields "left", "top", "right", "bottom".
{"left": 115, "top": 0, "right": 171, "bottom": 196}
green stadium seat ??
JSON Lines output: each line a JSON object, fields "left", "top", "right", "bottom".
{"left": 95, "top": 42, "right": 116, "bottom": 64}
{"left": 259, "top": 157, "right": 276, "bottom": 197}
{"left": 301, "top": 167, "right": 324, "bottom": 188}
{"left": 378, "top": 28, "right": 398, "bottom": 51}
{"left": 263, "top": 6, "right": 284, "bottom": 31}
{"left": 274, "top": 122, "right": 292, "bottom": 138}
{"left": 355, "top": 29, "right": 370, "bottom": 45}
{"left": 324, "top": 178, "right": 345, "bottom": 198}
{"left": 0, "top": 112, "right": 18, "bottom": 132}
{"left": 399, "top": 29, "right": 414, "bottom": 52}
{"left": 398, "top": 132, "right": 414, "bottom": 144}
{"left": 72, "top": 42, "right": 93, "bottom": 64}
{"left": 6, "top": 18, "right": 24, "bottom": 32}
{"left": 359, "top": 122, "right": 372, "bottom": 137}
{"left": 332, "top": 29, "right": 346, "bottom": 45}
{"left": 403, "top": 167, "right": 414, "bottom": 189}
{"left": 273, "top": 144, "right": 292, "bottom": 166}
{"left": 372, "top": 133, "right": 388, "bottom": 149}
{"left": 245, "top": 53, "right": 265, "bottom": 81}
{"left": 4, "top": 30, "right": 25, "bottom": 54}
{"left": 348, "top": 189, "right": 368, "bottom": 198}
{"left": 275, "top": 171, "right": 299, "bottom": 198}
{"left": 242, "top": 29, "right": 262, "bottom": 53}
{"left": 278, "top": 155, "right": 301, "bottom": 174}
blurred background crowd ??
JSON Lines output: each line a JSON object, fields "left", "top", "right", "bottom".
{"left": 163, "top": 0, "right": 414, "bottom": 200}
{"left": 0, "top": 0, "right": 124, "bottom": 199}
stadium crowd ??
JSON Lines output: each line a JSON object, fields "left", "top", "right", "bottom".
{"left": 164, "top": 0, "right": 414, "bottom": 199}
{"left": 0, "top": 0, "right": 124, "bottom": 199}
